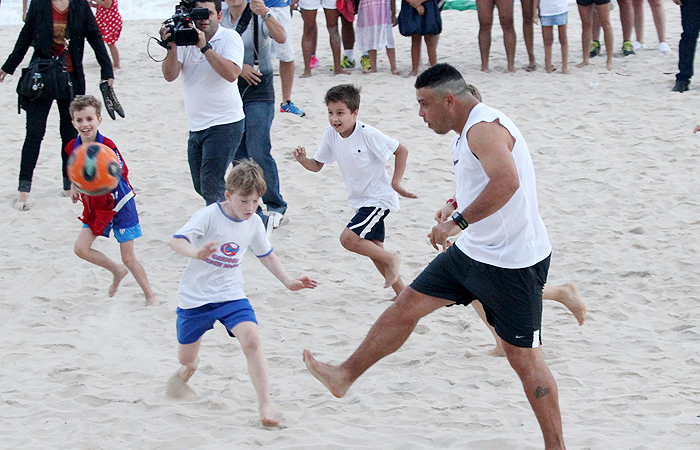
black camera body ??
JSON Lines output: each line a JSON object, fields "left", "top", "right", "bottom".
{"left": 163, "top": 1, "right": 210, "bottom": 47}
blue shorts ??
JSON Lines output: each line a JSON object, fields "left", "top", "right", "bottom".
{"left": 176, "top": 299, "right": 258, "bottom": 345}
{"left": 347, "top": 207, "right": 390, "bottom": 242}
{"left": 541, "top": 12, "right": 567, "bottom": 26}
{"left": 409, "top": 246, "right": 550, "bottom": 348}
{"left": 83, "top": 222, "right": 142, "bottom": 243}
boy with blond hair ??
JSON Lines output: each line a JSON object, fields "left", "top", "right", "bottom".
{"left": 293, "top": 84, "right": 416, "bottom": 295}
{"left": 66, "top": 95, "right": 158, "bottom": 306}
{"left": 168, "top": 159, "right": 317, "bottom": 427}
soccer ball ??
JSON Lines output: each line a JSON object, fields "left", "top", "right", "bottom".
{"left": 67, "top": 142, "right": 121, "bottom": 195}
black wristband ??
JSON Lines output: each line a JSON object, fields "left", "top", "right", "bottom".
{"left": 201, "top": 42, "right": 212, "bottom": 54}
{"left": 451, "top": 211, "right": 469, "bottom": 230}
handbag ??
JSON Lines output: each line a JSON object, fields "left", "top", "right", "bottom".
{"left": 16, "top": 29, "right": 74, "bottom": 107}
{"left": 398, "top": 0, "right": 442, "bottom": 37}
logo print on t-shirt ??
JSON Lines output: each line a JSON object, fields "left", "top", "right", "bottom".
{"left": 221, "top": 242, "right": 240, "bottom": 256}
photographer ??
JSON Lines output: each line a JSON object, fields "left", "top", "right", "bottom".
{"left": 160, "top": 0, "right": 245, "bottom": 206}
{"left": 222, "top": 0, "right": 288, "bottom": 227}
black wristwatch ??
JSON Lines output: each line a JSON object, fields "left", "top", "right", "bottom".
{"left": 451, "top": 211, "right": 469, "bottom": 230}
{"left": 201, "top": 42, "right": 212, "bottom": 54}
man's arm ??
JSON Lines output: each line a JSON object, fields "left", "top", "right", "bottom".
{"left": 429, "top": 121, "right": 519, "bottom": 251}
{"left": 250, "top": 0, "right": 286, "bottom": 44}
{"left": 160, "top": 24, "right": 182, "bottom": 82}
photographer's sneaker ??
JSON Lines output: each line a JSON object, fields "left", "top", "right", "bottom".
{"left": 268, "top": 211, "right": 289, "bottom": 229}
{"left": 280, "top": 101, "right": 305, "bottom": 117}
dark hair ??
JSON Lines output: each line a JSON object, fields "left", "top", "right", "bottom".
{"left": 414, "top": 63, "right": 468, "bottom": 94}
{"left": 194, "top": 0, "right": 222, "bottom": 14}
{"left": 69, "top": 95, "right": 102, "bottom": 119}
{"left": 324, "top": 84, "right": 361, "bottom": 112}
{"left": 226, "top": 159, "right": 266, "bottom": 197}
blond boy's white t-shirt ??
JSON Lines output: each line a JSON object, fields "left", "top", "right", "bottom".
{"left": 314, "top": 121, "right": 400, "bottom": 211}
{"left": 174, "top": 203, "right": 273, "bottom": 309}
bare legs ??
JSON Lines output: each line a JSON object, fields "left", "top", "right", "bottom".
{"left": 324, "top": 8, "right": 348, "bottom": 75}
{"left": 279, "top": 60, "right": 295, "bottom": 103}
{"left": 108, "top": 43, "right": 120, "bottom": 69}
{"left": 300, "top": 8, "right": 318, "bottom": 77}
{"left": 578, "top": 3, "right": 613, "bottom": 70}
{"left": 632, "top": 0, "right": 667, "bottom": 46}
{"left": 339, "top": 229, "right": 402, "bottom": 293}
{"left": 477, "top": 0, "right": 516, "bottom": 72}
{"left": 303, "top": 287, "right": 567, "bottom": 449}
{"left": 409, "top": 34, "right": 439, "bottom": 76}
{"left": 521, "top": 0, "right": 537, "bottom": 70}
{"left": 73, "top": 227, "right": 159, "bottom": 306}
{"left": 167, "top": 322, "right": 279, "bottom": 427}
{"left": 542, "top": 24, "right": 569, "bottom": 74}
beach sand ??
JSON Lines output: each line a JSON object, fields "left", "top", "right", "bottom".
{"left": 0, "top": 5, "right": 698, "bottom": 449}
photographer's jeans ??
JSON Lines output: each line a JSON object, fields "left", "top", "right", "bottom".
{"left": 233, "top": 101, "right": 287, "bottom": 215}
{"left": 187, "top": 120, "right": 244, "bottom": 205}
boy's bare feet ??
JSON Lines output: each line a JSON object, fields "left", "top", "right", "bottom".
{"left": 480, "top": 66, "right": 490, "bottom": 73}
{"left": 545, "top": 65, "right": 556, "bottom": 73}
{"left": 260, "top": 404, "right": 280, "bottom": 427}
{"left": 383, "top": 253, "right": 401, "bottom": 288}
{"left": 332, "top": 68, "right": 349, "bottom": 76}
{"left": 408, "top": 70, "right": 418, "bottom": 76}
{"left": 303, "top": 349, "right": 352, "bottom": 398}
{"left": 362, "top": 68, "right": 377, "bottom": 74}
{"left": 109, "top": 265, "right": 129, "bottom": 297}
{"left": 300, "top": 70, "right": 312, "bottom": 78}
{"left": 166, "top": 371, "right": 197, "bottom": 400}
{"left": 391, "top": 68, "right": 401, "bottom": 76}
{"left": 504, "top": 65, "right": 516, "bottom": 73}
{"left": 562, "top": 67, "right": 570, "bottom": 74}
{"left": 606, "top": 61, "right": 613, "bottom": 71}
{"left": 145, "top": 294, "right": 161, "bottom": 307}
{"left": 576, "top": 60, "right": 589, "bottom": 68}
{"left": 524, "top": 63, "right": 537, "bottom": 72}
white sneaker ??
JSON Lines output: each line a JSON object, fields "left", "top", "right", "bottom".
{"left": 632, "top": 41, "right": 645, "bottom": 51}
{"left": 659, "top": 42, "right": 671, "bottom": 54}
{"left": 268, "top": 211, "right": 289, "bottom": 229}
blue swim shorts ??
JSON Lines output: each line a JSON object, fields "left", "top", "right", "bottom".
{"left": 176, "top": 299, "right": 258, "bottom": 345}
{"left": 541, "top": 12, "right": 568, "bottom": 27}
{"left": 83, "top": 222, "right": 142, "bottom": 243}
{"left": 347, "top": 206, "right": 390, "bottom": 242}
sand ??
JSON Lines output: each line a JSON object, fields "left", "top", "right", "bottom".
{"left": 0, "top": 4, "right": 699, "bottom": 449}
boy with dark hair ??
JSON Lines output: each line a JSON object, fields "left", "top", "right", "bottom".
{"left": 293, "top": 84, "right": 416, "bottom": 295}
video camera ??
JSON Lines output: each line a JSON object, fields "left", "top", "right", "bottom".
{"left": 161, "top": 0, "right": 210, "bottom": 47}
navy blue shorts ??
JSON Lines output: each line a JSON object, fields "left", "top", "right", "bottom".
{"left": 176, "top": 299, "right": 258, "bottom": 345}
{"left": 347, "top": 207, "right": 390, "bottom": 242}
{"left": 410, "top": 246, "right": 550, "bottom": 348}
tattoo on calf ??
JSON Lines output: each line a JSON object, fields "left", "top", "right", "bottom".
{"left": 534, "top": 386, "right": 550, "bottom": 398}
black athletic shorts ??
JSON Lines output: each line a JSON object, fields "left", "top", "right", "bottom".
{"left": 347, "top": 206, "right": 390, "bottom": 242}
{"left": 576, "top": 0, "right": 611, "bottom": 6}
{"left": 410, "top": 245, "right": 551, "bottom": 348}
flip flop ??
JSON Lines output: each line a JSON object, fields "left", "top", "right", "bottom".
{"left": 99, "top": 81, "right": 126, "bottom": 120}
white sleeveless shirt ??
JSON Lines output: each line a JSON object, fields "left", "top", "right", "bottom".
{"left": 453, "top": 103, "right": 551, "bottom": 269}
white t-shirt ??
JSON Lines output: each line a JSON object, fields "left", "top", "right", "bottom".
{"left": 539, "top": 0, "right": 568, "bottom": 17}
{"left": 174, "top": 203, "right": 273, "bottom": 309}
{"left": 177, "top": 26, "right": 245, "bottom": 132}
{"left": 314, "top": 121, "right": 400, "bottom": 211}
{"left": 453, "top": 103, "right": 551, "bottom": 269}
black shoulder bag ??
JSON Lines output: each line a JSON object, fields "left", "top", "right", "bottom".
{"left": 16, "top": 31, "right": 74, "bottom": 111}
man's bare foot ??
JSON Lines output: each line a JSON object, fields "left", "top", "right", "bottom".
{"left": 145, "top": 294, "right": 160, "bottom": 307}
{"left": 408, "top": 70, "right": 418, "bottom": 76}
{"left": 557, "top": 283, "right": 586, "bottom": 325}
{"left": 562, "top": 67, "right": 570, "bottom": 74}
{"left": 109, "top": 265, "right": 129, "bottom": 297}
{"left": 332, "top": 68, "right": 349, "bottom": 76}
{"left": 362, "top": 68, "right": 377, "bottom": 74}
{"left": 606, "top": 61, "right": 613, "bottom": 71}
{"left": 480, "top": 65, "right": 490, "bottom": 73}
{"left": 166, "top": 371, "right": 197, "bottom": 400}
{"left": 382, "top": 253, "right": 401, "bottom": 288}
{"left": 303, "top": 349, "right": 352, "bottom": 398}
{"left": 546, "top": 65, "right": 556, "bottom": 73}
{"left": 576, "top": 61, "right": 589, "bottom": 68}
{"left": 260, "top": 403, "right": 280, "bottom": 427}
{"left": 505, "top": 65, "right": 516, "bottom": 73}
{"left": 300, "top": 70, "right": 312, "bottom": 78}
{"left": 524, "top": 63, "right": 537, "bottom": 72}
{"left": 391, "top": 68, "right": 401, "bottom": 76}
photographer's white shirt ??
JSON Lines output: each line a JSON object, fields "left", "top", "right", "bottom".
{"left": 177, "top": 26, "right": 245, "bottom": 132}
